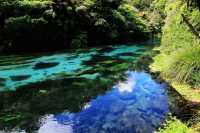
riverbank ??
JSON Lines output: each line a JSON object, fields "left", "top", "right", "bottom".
{"left": 145, "top": 0, "right": 200, "bottom": 132}
{"left": 150, "top": 48, "right": 200, "bottom": 132}
{"left": 134, "top": 47, "right": 199, "bottom": 132}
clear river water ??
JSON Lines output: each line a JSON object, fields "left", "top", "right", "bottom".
{"left": 0, "top": 44, "right": 183, "bottom": 133}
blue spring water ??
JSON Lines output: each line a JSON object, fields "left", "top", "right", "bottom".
{"left": 0, "top": 45, "right": 147, "bottom": 91}
{"left": 37, "top": 71, "right": 169, "bottom": 133}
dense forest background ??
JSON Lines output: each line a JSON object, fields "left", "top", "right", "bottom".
{"left": 0, "top": 0, "right": 153, "bottom": 52}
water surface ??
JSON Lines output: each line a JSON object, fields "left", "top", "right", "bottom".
{"left": 0, "top": 45, "right": 147, "bottom": 91}
{"left": 0, "top": 44, "right": 179, "bottom": 133}
{"left": 37, "top": 71, "right": 169, "bottom": 133}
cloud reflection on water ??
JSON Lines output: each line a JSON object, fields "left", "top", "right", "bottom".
{"left": 37, "top": 71, "right": 169, "bottom": 133}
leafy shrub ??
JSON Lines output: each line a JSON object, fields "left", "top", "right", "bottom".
{"left": 112, "top": 10, "right": 126, "bottom": 25}
{"left": 5, "top": 15, "right": 48, "bottom": 31}
{"left": 18, "top": 0, "right": 53, "bottom": 9}
{"left": 0, "top": 0, "right": 53, "bottom": 17}
{"left": 118, "top": 3, "right": 149, "bottom": 32}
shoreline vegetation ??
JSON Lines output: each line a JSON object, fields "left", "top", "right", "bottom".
{"left": 0, "top": 0, "right": 200, "bottom": 132}
{"left": 149, "top": 0, "right": 200, "bottom": 132}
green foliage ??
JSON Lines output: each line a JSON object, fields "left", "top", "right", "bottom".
{"left": 82, "top": 0, "right": 96, "bottom": 7}
{"left": 152, "top": 0, "right": 167, "bottom": 13}
{"left": 18, "top": 0, "right": 53, "bottom": 8}
{"left": 152, "top": 0, "right": 200, "bottom": 88}
{"left": 131, "top": 0, "right": 154, "bottom": 10}
{"left": 112, "top": 10, "right": 126, "bottom": 25}
{"left": 148, "top": 11, "right": 163, "bottom": 32}
{"left": 94, "top": 18, "right": 108, "bottom": 27}
{"left": 190, "top": 8, "right": 200, "bottom": 31}
{"left": 160, "top": 1, "right": 197, "bottom": 53}
{"left": 118, "top": 3, "right": 149, "bottom": 32}
{"left": 5, "top": 15, "right": 48, "bottom": 29}
{"left": 161, "top": 46, "right": 200, "bottom": 87}
{"left": 4, "top": 15, "right": 48, "bottom": 43}
{"left": 75, "top": 5, "right": 88, "bottom": 13}
{"left": 157, "top": 117, "right": 196, "bottom": 133}
{"left": 0, "top": 0, "right": 53, "bottom": 15}
{"left": 0, "top": 0, "right": 150, "bottom": 52}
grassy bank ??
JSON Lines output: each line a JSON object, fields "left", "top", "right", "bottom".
{"left": 150, "top": 0, "right": 200, "bottom": 132}
{"left": 151, "top": 47, "right": 200, "bottom": 133}
{"left": 156, "top": 117, "right": 197, "bottom": 133}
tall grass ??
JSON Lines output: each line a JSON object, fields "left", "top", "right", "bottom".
{"left": 161, "top": 45, "right": 200, "bottom": 87}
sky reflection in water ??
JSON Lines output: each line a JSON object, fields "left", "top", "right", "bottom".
{"left": 38, "top": 71, "right": 169, "bottom": 133}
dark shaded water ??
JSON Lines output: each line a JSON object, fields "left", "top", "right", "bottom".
{"left": 0, "top": 44, "right": 182, "bottom": 133}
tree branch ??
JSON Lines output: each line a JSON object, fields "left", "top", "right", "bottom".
{"left": 181, "top": 14, "right": 200, "bottom": 40}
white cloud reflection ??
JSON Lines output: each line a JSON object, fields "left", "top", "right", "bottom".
{"left": 117, "top": 76, "right": 136, "bottom": 93}
{"left": 38, "top": 115, "right": 73, "bottom": 133}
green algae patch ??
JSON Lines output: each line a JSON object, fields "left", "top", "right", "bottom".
{"left": 109, "top": 63, "right": 130, "bottom": 72}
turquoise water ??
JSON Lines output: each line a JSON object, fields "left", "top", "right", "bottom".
{"left": 0, "top": 45, "right": 147, "bottom": 91}
{"left": 0, "top": 44, "right": 179, "bottom": 133}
